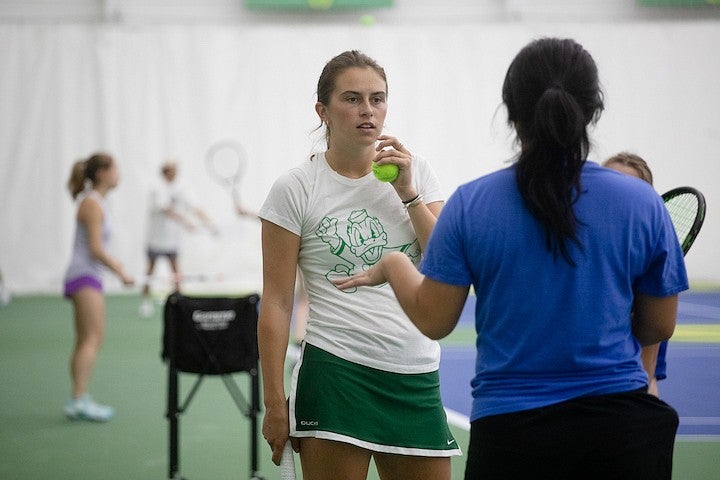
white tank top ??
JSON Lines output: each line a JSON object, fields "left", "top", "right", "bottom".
{"left": 64, "top": 190, "right": 110, "bottom": 282}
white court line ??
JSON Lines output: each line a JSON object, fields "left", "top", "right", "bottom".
{"left": 443, "top": 408, "right": 720, "bottom": 442}
{"left": 444, "top": 407, "right": 470, "bottom": 431}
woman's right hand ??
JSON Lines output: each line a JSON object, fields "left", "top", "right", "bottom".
{"left": 262, "top": 401, "right": 291, "bottom": 465}
{"left": 375, "top": 135, "right": 416, "bottom": 200}
{"left": 120, "top": 271, "right": 135, "bottom": 286}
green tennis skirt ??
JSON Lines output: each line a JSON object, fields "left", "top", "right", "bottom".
{"left": 289, "top": 342, "right": 461, "bottom": 457}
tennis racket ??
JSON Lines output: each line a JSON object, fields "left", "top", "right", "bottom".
{"left": 205, "top": 139, "right": 248, "bottom": 211}
{"left": 661, "top": 186, "right": 706, "bottom": 256}
{"left": 280, "top": 441, "right": 296, "bottom": 480}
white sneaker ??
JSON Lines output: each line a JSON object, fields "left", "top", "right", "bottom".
{"left": 138, "top": 298, "right": 154, "bottom": 318}
{"left": 63, "top": 394, "right": 114, "bottom": 422}
{"left": 0, "top": 285, "right": 10, "bottom": 308}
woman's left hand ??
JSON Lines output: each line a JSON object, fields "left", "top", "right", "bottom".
{"left": 374, "top": 135, "right": 417, "bottom": 201}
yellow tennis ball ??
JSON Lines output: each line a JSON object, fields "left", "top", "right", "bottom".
{"left": 372, "top": 162, "right": 399, "bottom": 182}
{"left": 360, "top": 14, "right": 375, "bottom": 26}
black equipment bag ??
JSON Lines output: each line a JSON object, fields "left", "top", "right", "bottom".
{"left": 162, "top": 292, "right": 259, "bottom": 374}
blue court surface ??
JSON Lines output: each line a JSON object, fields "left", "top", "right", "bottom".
{"left": 439, "top": 292, "right": 720, "bottom": 438}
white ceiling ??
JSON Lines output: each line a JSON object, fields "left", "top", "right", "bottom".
{"left": 0, "top": 0, "right": 718, "bottom": 25}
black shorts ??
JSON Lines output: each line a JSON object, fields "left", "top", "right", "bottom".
{"left": 147, "top": 248, "right": 178, "bottom": 262}
{"left": 464, "top": 388, "right": 678, "bottom": 480}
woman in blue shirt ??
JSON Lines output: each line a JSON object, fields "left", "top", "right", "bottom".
{"left": 334, "top": 38, "right": 687, "bottom": 479}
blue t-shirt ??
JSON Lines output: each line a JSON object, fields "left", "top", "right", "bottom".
{"left": 421, "top": 162, "right": 688, "bottom": 421}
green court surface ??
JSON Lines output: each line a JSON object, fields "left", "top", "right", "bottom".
{"left": 0, "top": 294, "right": 717, "bottom": 479}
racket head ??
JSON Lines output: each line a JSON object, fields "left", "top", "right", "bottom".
{"left": 661, "top": 186, "right": 706, "bottom": 255}
{"left": 205, "top": 139, "right": 248, "bottom": 188}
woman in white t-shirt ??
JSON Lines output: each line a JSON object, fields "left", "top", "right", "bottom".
{"left": 139, "top": 160, "right": 215, "bottom": 316}
{"left": 258, "top": 50, "right": 460, "bottom": 480}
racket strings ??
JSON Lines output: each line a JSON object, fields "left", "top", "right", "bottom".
{"left": 665, "top": 193, "right": 700, "bottom": 248}
{"left": 206, "top": 141, "right": 248, "bottom": 186}
{"left": 206, "top": 140, "right": 249, "bottom": 209}
{"left": 208, "top": 149, "right": 245, "bottom": 183}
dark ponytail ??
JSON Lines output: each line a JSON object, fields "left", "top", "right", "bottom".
{"left": 503, "top": 38, "right": 604, "bottom": 264}
{"left": 67, "top": 160, "right": 87, "bottom": 200}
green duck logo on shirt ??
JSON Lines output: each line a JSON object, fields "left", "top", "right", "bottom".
{"left": 315, "top": 209, "right": 420, "bottom": 292}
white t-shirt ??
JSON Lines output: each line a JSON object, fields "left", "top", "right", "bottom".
{"left": 259, "top": 152, "right": 444, "bottom": 374}
{"left": 146, "top": 179, "right": 194, "bottom": 252}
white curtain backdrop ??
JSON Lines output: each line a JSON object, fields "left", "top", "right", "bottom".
{"left": 1, "top": 21, "right": 718, "bottom": 294}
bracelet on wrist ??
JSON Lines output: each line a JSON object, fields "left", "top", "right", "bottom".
{"left": 402, "top": 194, "right": 420, "bottom": 204}
{"left": 404, "top": 194, "right": 424, "bottom": 209}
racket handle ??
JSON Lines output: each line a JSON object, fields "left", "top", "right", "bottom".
{"left": 280, "top": 441, "right": 296, "bottom": 480}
